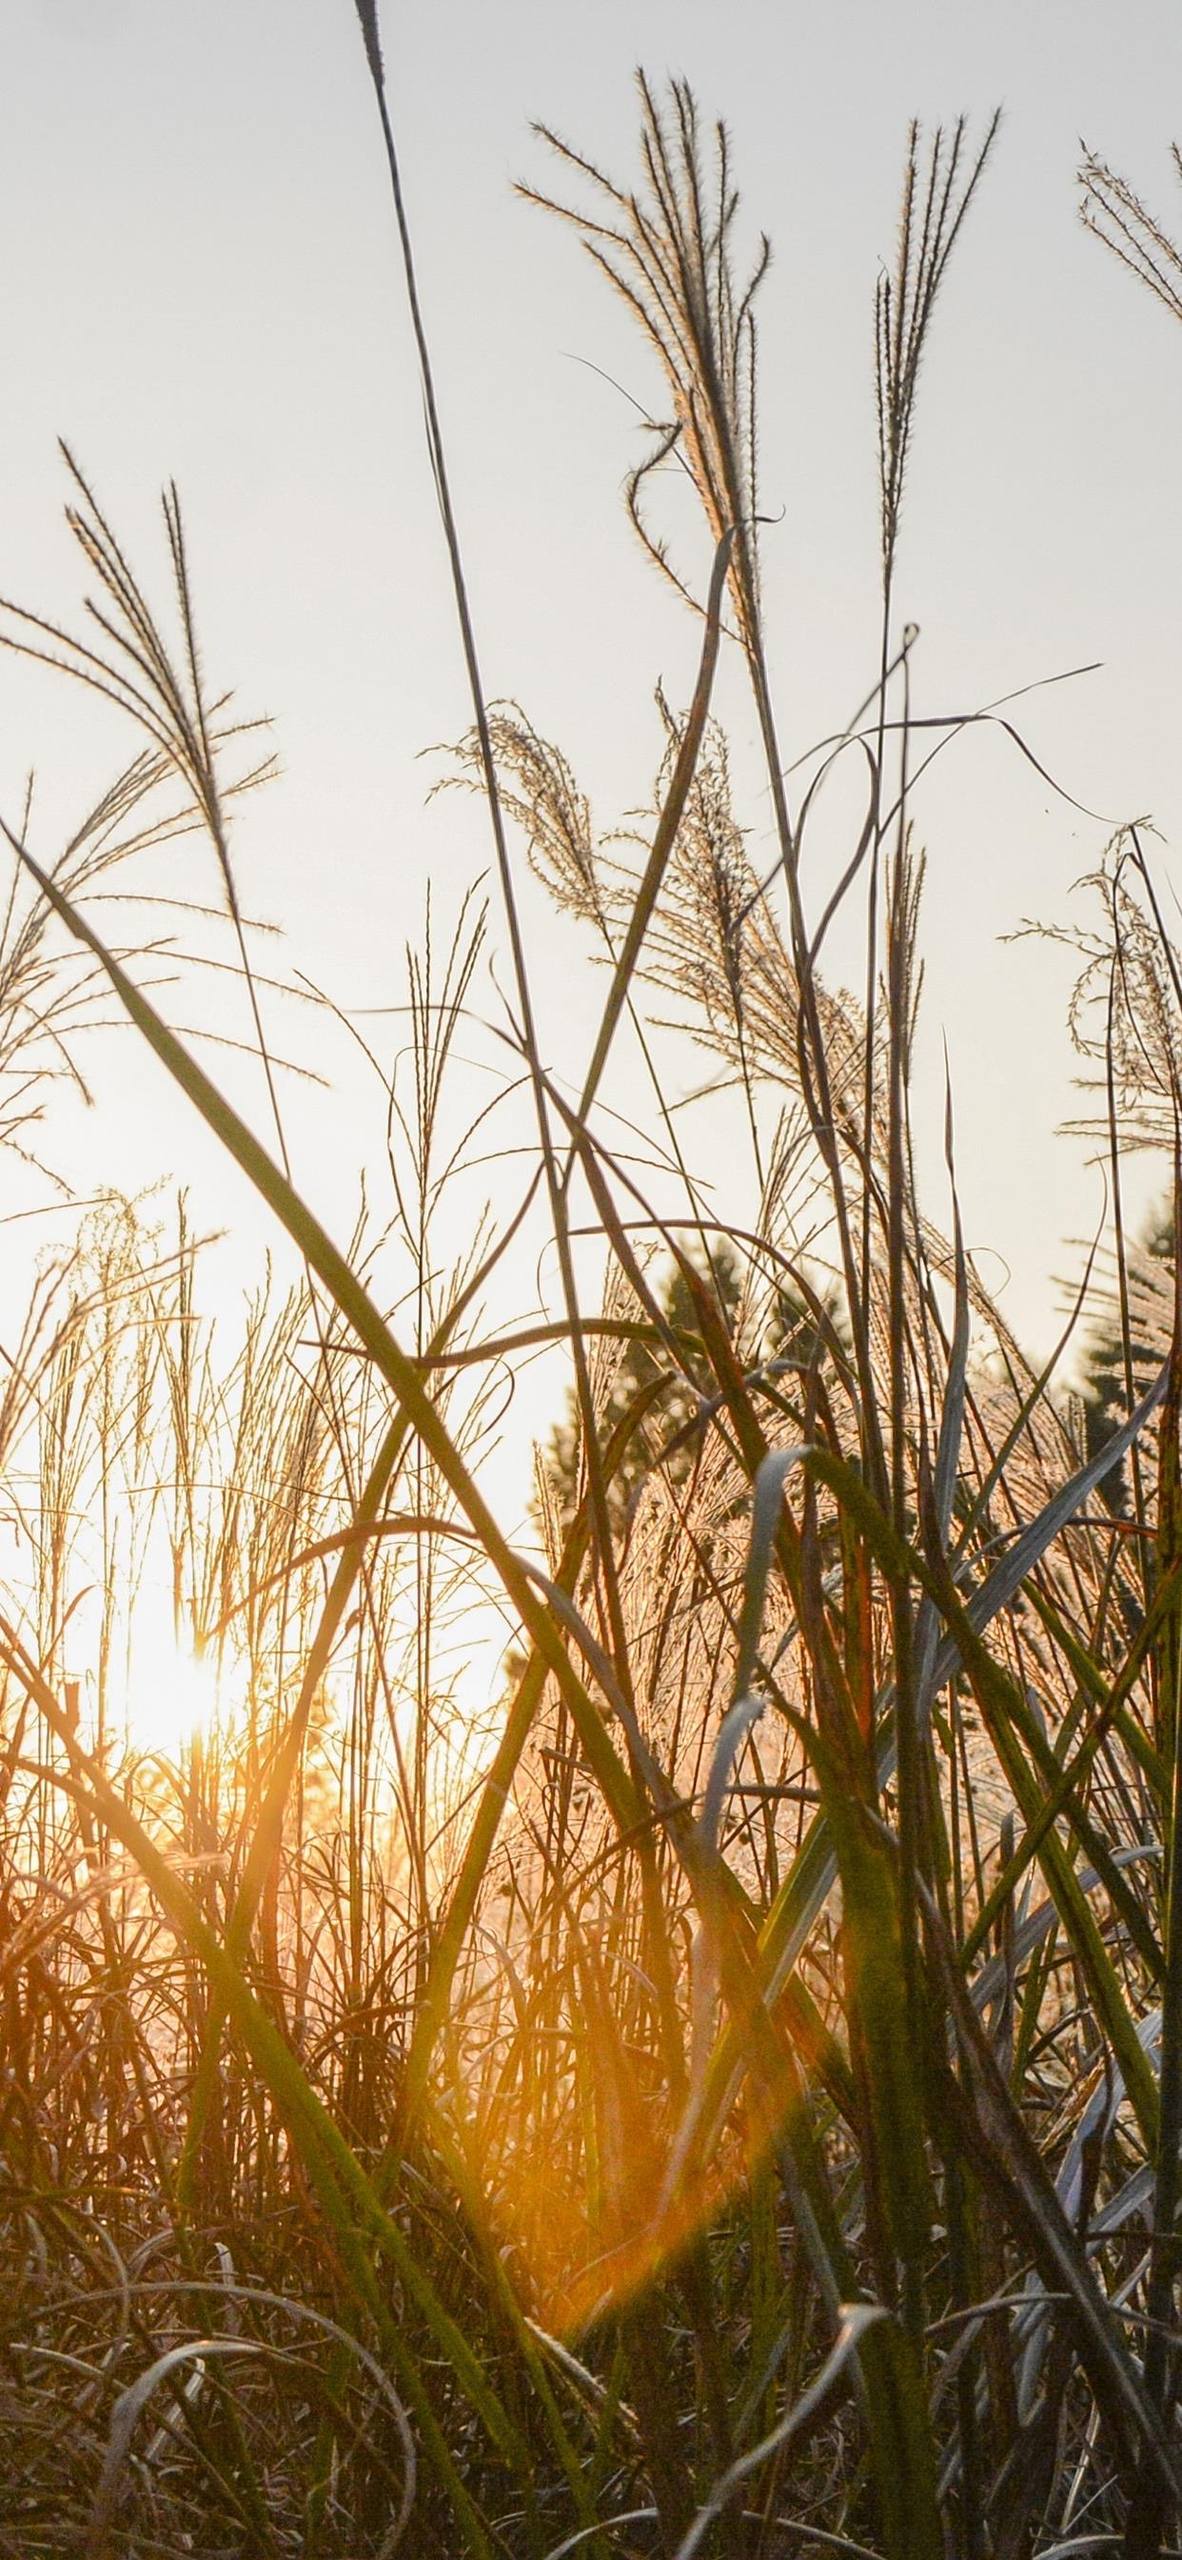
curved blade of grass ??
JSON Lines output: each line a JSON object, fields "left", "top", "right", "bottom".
{"left": 756, "top": 1368, "right": 1168, "bottom": 2000}
{"left": 88, "top": 2330, "right": 416, "bottom": 2560}
{"left": 691, "top": 1405, "right": 1167, "bottom": 2195}
{"left": 671, "top": 2303, "right": 890, "bottom": 2560}
{"left": 924, "top": 1885, "right": 1182, "bottom": 2513}
{"left": 808, "top": 1445, "right": 1162, "bottom": 2146}
{"left": 962, "top": 1560, "right": 1182, "bottom": 1969}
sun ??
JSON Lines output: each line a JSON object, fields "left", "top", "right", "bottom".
{"left": 121, "top": 1612, "right": 224, "bottom": 1758}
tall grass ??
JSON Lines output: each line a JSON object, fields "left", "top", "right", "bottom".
{"left": 1, "top": 22, "right": 1182, "bottom": 2558}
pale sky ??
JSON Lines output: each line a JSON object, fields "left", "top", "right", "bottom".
{"left": 5, "top": 0, "right": 1182, "bottom": 1401}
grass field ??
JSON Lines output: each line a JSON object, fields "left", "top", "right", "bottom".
{"left": 3, "top": 23, "right": 1182, "bottom": 2558}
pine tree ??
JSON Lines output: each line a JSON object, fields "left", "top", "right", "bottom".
{"left": 539, "top": 1242, "right": 840, "bottom": 1540}
{"left": 1079, "top": 1202, "right": 1174, "bottom": 1511}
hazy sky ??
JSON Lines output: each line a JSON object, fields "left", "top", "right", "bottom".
{"left": 5, "top": 0, "right": 1182, "bottom": 1381}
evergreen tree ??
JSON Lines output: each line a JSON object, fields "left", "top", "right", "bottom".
{"left": 539, "top": 1242, "right": 840, "bottom": 1539}
{"left": 1079, "top": 1202, "right": 1175, "bottom": 1510}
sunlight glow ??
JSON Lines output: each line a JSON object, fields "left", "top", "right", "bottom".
{"left": 122, "top": 1625, "right": 224, "bottom": 1758}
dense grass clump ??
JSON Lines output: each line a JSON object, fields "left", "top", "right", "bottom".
{"left": 5, "top": 18, "right": 1182, "bottom": 2557}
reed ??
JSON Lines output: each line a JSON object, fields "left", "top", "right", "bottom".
{"left": 0, "top": 27, "right": 1180, "bottom": 2559}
